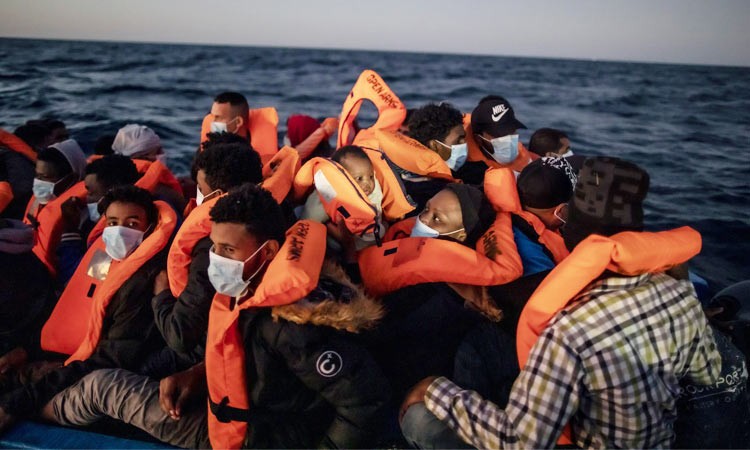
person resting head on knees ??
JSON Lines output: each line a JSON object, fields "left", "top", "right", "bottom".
{"left": 99, "top": 185, "right": 158, "bottom": 261}
{"left": 192, "top": 141, "right": 262, "bottom": 206}
{"left": 209, "top": 91, "right": 249, "bottom": 137}
{"left": 31, "top": 140, "right": 86, "bottom": 206}
{"left": 411, "top": 183, "right": 495, "bottom": 249}
{"left": 407, "top": 103, "right": 467, "bottom": 172}
{"left": 112, "top": 124, "right": 165, "bottom": 163}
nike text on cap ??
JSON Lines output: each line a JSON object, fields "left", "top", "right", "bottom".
{"left": 470, "top": 95, "right": 527, "bottom": 138}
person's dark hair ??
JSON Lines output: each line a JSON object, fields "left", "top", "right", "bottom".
{"left": 528, "top": 128, "right": 568, "bottom": 156}
{"left": 406, "top": 103, "right": 464, "bottom": 146}
{"left": 213, "top": 91, "right": 249, "bottom": 116}
{"left": 331, "top": 145, "right": 370, "bottom": 165}
{"left": 94, "top": 134, "right": 116, "bottom": 155}
{"left": 201, "top": 132, "right": 252, "bottom": 150}
{"left": 36, "top": 147, "right": 73, "bottom": 179}
{"left": 99, "top": 185, "right": 158, "bottom": 225}
{"left": 85, "top": 155, "right": 140, "bottom": 190}
{"left": 13, "top": 123, "right": 50, "bottom": 150}
{"left": 193, "top": 142, "right": 263, "bottom": 192}
{"left": 210, "top": 183, "right": 287, "bottom": 244}
{"left": 442, "top": 183, "right": 495, "bottom": 249}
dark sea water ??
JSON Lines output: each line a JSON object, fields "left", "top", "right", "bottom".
{"left": 1, "top": 38, "right": 748, "bottom": 290}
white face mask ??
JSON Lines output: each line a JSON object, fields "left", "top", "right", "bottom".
{"left": 410, "top": 216, "right": 464, "bottom": 239}
{"left": 87, "top": 202, "right": 101, "bottom": 222}
{"left": 478, "top": 134, "right": 519, "bottom": 164}
{"left": 196, "top": 187, "right": 221, "bottom": 206}
{"left": 210, "top": 121, "right": 228, "bottom": 133}
{"left": 32, "top": 178, "right": 56, "bottom": 204}
{"left": 560, "top": 149, "right": 574, "bottom": 158}
{"left": 207, "top": 241, "right": 268, "bottom": 298}
{"left": 437, "top": 141, "right": 468, "bottom": 171}
{"left": 102, "top": 225, "right": 145, "bottom": 261}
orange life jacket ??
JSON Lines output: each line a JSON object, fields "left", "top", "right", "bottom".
{"left": 355, "top": 146, "right": 416, "bottom": 221}
{"left": 24, "top": 181, "right": 88, "bottom": 276}
{"left": 484, "top": 167, "right": 569, "bottom": 264}
{"left": 86, "top": 159, "right": 183, "bottom": 246}
{"left": 39, "top": 201, "right": 176, "bottom": 359}
{"left": 515, "top": 226, "right": 702, "bottom": 445}
{"left": 374, "top": 129, "right": 455, "bottom": 181}
{"left": 0, "top": 181, "right": 12, "bottom": 213}
{"left": 382, "top": 216, "right": 416, "bottom": 242}
{"left": 292, "top": 157, "right": 380, "bottom": 240}
{"left": 337, "top": 70, "right": 406, "bottom": 149}
{"left": 166, "top": 195, "right": 223, "bottom": 297}
{"left": 463, "top": 115, "right": 537, "bottom": 173}
{"left": 260, "top": 146, "right": 300, "bottom": 204}
{"left": 0, "top": 128, "right": 37, "bottom": 163}
{"left": 205, "top": 220, "right": 326, "bottom": 449}
{"left": 359, "top": 213, "right": 523, "bottom": 297}
{"left": 200, "top": 108, "right": 279, "bottom": 165}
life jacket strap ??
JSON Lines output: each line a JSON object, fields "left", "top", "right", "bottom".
{"left": 209, "top": 396, "right": 250, "bottom": 423}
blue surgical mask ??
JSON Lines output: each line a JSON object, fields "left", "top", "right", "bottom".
{"left": 478, "top": 134, "right": 519, "bottom": 165}
{"left": 32, "top": 178, "right": 56, "bottom": 204}
{"left": 102, "top": 225, "right": 145, "bottom": 261}
{"left": 207, "top": 241, "right": 268, "bottom": 298}
{"left": 410, "top": 216, "right": 464, "bottom": 239}
{"left": 87, "top": 201, "right": 101, "bottom": 222}
{"left": 437, "top": 141, "right": 468, "bottom": 171}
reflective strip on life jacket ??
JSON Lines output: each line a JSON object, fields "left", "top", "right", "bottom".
{"left": 337, "top": 70, "right": 406, "bottom": 149}
{"left": 200, "top": 108, "right": 279, "bottom": 165}
{"left": 359, "top": 147, "right": 416, "bottom": 221}
{"left": 167, "top": 195, "right": 223, "bottom": 298}
{"left": 292, "top": 157, "right": 380, "bottom": 239}
{"left": 374, "top": 129, "right": 455, "bottom": 181}
{"left": 484, "top": 167, "right": 569, "bottom": 264}
{"left": 463, "top": 115, "right": 536, "bottom": 173}
{"left": 39, "top": 201, "right": 176, "bottom": 359}
{"left": 515, "top": 226, "right": 702, "bottom": 445}
{"left": 0, "top": 128, "right": 37, "bottom": 163}
{"left": 26, "top": 182, "right": 88, "bottom": 276}
{"left": 260, "top": 146, "right": 300, "bottom": 204}
{"left": 359, "top": 213, "right": 523, "bottom": 297}
{"left": 206, "top": 220, "right": 326, "bottom": 449}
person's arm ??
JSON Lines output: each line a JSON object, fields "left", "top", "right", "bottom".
{"left": 685, "top": 296, "right": 722, "bottom": 385}
{"left": 423, "top": 328, "right": 583, "bottom": 449}
{"left": 152, "top": 239, "right": 214, "bottom": 353}
{"left": 275, "top": 324, "right": 391, "bottom": 449}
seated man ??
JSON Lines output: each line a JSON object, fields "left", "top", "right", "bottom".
{"left": 470, "top": 95, "right": 533, "bottom": 174}
{"left": 41, "top": 185, "right": 392, "bottom": 449}
{"left": 401, "top": 156, "right": 722, "bottom": 449}
{"left": 25, "top": 140, "right": 87, "bottom": 223}
{"left": 0, "top": 186, "right": 174, "bottom": 433}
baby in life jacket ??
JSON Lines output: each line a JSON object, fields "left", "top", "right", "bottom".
{"left": 299, "top": 145, "right": 386, "bottom": 253}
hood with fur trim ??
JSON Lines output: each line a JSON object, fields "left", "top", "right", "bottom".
{"left": 272, "top": 260, "right": 384, "bottom": 333}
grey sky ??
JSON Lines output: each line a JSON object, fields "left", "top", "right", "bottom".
{"left": 2, "top": 0, "right": 749, "bottom": 66}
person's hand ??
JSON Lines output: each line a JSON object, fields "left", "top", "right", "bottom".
{"left": 321, "top": 117, "right": 339, "bottom": 137}
{"left": 153, "top": 270, "right": 170, "bottom": 296}
{"left": 0, "top": 347, "right": 27, "bottom": 375}
{"left": 159, "top": 362, "right": 207, "bottom": 420}
{"left": 399, "top": 376, "right": 438, "bottom": 423}
{"left": 60, "top": 196, "right": 85, "bottom": 232}
{"left": 0, "top": 405, "right": 16, "bottom": 435}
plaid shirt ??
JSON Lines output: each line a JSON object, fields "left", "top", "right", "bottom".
{"left": 426, "top": 273, "right": 721, "bottom": 449}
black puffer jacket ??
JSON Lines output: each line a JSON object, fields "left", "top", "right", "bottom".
{"left": 235, "top": 262, "right": 392, "bottom": 449}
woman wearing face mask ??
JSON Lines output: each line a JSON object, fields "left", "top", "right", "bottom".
{"left": 0, "top": 186, "right": 176, "bottom": 434}
{"left": 23, "top": 140, "right": 87, "bottom": 226}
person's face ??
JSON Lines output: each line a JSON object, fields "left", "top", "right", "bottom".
{"left": 526, "top": 203, "right": 568, "bottom": 231}
{"left": 443, "top": 125, "right": 466, "bottom": 147}
{"left": 210, "top": 222, "right": 277, "bottom": 280}
{"left": 210, "top": 102, "right": 244, "bottom": 134}
{"left": 196, "top": 169, "right": 213, "bottom": 197}
{"left": 340, "top": 156, "right": 375, "bottom": 196}
{"left": 418, "top": 189, "right": 466, "bottom": 240}
{"left": 84, "top": 174, "right": 108, "bottom": 203}
{"left": 35, "top": 160, "right": 63, "bottom": 183}
{"left": 104, "top": 201, "right": 149, "bottom": 232}
{"left": 475, "top": 129, "right": 516, "bottom": 156}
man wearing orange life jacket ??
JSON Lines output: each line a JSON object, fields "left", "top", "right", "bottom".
{"left": 55, "top": 155, "right": 141, "bottom": 285}
{"left": 0, "top": 124, "right": 49, "bottom": 220}
{"left": 469, "top": 95, "right": 536, "bottom": 175}
{"left": 402, "top": 157, "right": 721, "bottom": 449}
{"left": 149, "top": 141, "right": 262, "bottom": 372}
{"left": 0, "top": 186, "right": 172, "bottom": 434}
{"left": 42, "top": 185, "right": 392, "bottom": 449}
{"left": 112, "top": 124, "right": 186, "bottom": 214}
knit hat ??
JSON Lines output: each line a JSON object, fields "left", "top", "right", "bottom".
{"left": 443, "top": 183, "right": 495, "bottom": 248}
{"left": 49, "top": 139, "right": 87, "bottom": 180}
{"left": 286, "top": 115, "right": 321, "bottom": 147}
{"left": 112, "top": 124, "right": 161, "bottom": 158}
{"left": 470, "top": 96, "right": 526, "bottom": 138}
{"left": 517, "top": 157, "right": 577, "bottom": 209}
{"left": 563, "top": 157, "right": 650, "bottom": 250}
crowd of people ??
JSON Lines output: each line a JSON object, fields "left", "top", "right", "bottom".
{"left": 0, "top": 69, "right": 747, "bottom": 449}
